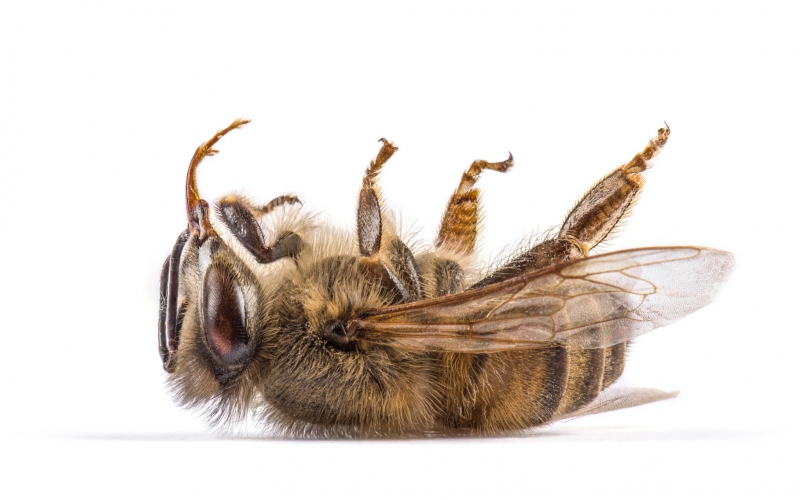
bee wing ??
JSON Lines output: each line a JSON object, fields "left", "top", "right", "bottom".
{"left": 554, "top": 387, "right": 679, "bottom": 422}
{"left": 351, "top": 247, "right": 735, "bottom": 352}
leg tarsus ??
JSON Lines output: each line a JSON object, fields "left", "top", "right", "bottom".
{"left": 362, "top": 138, "right": 398, "bottom": 189}
{"left": 627, "top": 123, "right": 670, "bottom": 171}
{"left": 560, "top": 125, "right": 670, "bottom": 255}
{"left": 185, "top": 119, "right": 250, "bottom": 230}
{"left": 258, "top": 194, "right": 302, "bottom": 215}
{"left": 455, "top": 153, "right": 514, "bottom": 196}
{"left": 436, "top": 152, "right": 514, "bottom": 252}
{"left": 357, "top": 138, "right": 398, "bottom": 257}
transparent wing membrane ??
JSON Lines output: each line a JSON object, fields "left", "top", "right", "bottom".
{"left": 354, "top": 247, "right": 735, "bottom": 352}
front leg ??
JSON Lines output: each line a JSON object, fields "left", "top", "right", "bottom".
{"left": 217, "top": 195, "right": 304, "bottom": 264}
{"left": 185, "top": 118, "right": 251, "bottom": 244}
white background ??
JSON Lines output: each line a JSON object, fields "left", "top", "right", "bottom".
{"left": 1, "top": 1, "right": 798, "bottom": 498}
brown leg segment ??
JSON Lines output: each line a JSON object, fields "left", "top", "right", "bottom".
{"left": 416, "top": 256, "right": 466, "bottom": 299}
{"left": 217, "top": 196, "right": 303, "bottom": 264}
{"left": 557, "top": 125, "right": 668, "bottom": 416}
{"left": 257, "top": 194, "right": 302, "bottom": 216}
{"left": 385, "top": 238, "right": 423, "bottom": 301}
{"left": 472, "top": 124, "right": 670, "bottom": 288}
{"left": 461, "top": 125, "right": 669, "bottom": 426}
{"left": 357, "top": 139, "right": 397, "bottom": 257}
{"left": 355, "top": 139, "right": 422, "bottom": 303}
{"left": 436, "top": 153, "right": 514, "bottom": 253}
{"left": 560, "top": 124, "right": 670, "bottom": 255}
{"left": 184, "top": 118, "right": 250, "bottom": 244}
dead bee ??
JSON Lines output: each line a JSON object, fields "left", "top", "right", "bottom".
{"left": 158, "top": 120, "right": 734, "bottom": 437}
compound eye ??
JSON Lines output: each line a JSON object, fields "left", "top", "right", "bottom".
{"left": 203, "top": 264, "right": 253, "bottom": 373}
{"left": 158, "top": 256, "right": 171, "bottom": 369}
{"left": 159, "top": 229, "right": 190, "bottom": 373}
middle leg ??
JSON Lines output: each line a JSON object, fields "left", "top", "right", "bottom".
{"left": 418, "top": 153, "right": 514, "bottom": 300}
{"left": 355, "top": 139, "right": 423, "bottom": 303}
{"left": 435, "top": 153, "right": 514, "bottom": 253}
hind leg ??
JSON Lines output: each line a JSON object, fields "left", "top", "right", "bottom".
{"left": 471, "top": 124, "right": 670, "bottom": 289}
{"left": 469, "top": 125, "right": 670, "bottom": 419}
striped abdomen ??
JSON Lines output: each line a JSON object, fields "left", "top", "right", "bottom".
{"left": 436, "top": 343, "right": 627, "bottom": 432}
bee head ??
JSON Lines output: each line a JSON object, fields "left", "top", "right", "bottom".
{"left": 157, "top": 122, "right": 272, "bottom": 426}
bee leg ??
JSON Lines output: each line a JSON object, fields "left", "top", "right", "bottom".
{"left": 468, "top": 126, "right": 671, "bottom": 420}
{"left": 218, "top": 196, "right": 304, "bottom": 264}
{"left": 435, "top": 153, "right": 514, "bottom": 252}
{"left": 471, "top": 124, "right": 671, "bottom": 288}
{"left": 559, "top": 123, "right": 670, "bottom": 254}
{"left": 185, "top": 118, "right": 251, "bottom": 244}
{"left": 357, "top": 138, "right": 397, "bottom": 256}
{"left": 356, "top": 139, "right": 422, "bottom": 302}
{"left": 417, "top": 153, "right": 513, "bottom": 299}
{"left": 255, "top": 194, "right": 302, "bottom": 216}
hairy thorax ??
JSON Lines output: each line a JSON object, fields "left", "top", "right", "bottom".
{"left": 260, "top": 256, "right": 442, "bottom": 436}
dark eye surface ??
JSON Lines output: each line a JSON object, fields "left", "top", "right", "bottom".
{"left": 158, "top": 256, "right": 170, "bottom": 368}
{"left": 203, "top": 264, "right": 251, "bottom": 367}
{"left": 159, "top": 230, "right": 190, "bottom": 373}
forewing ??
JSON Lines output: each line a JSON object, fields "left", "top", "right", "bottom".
{"left": 351, "top": 247, "right": 734, "bottom": 352}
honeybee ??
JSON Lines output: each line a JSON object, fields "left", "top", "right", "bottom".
{"left": 158, "top": 120, "right": 734, "bottom": 437}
